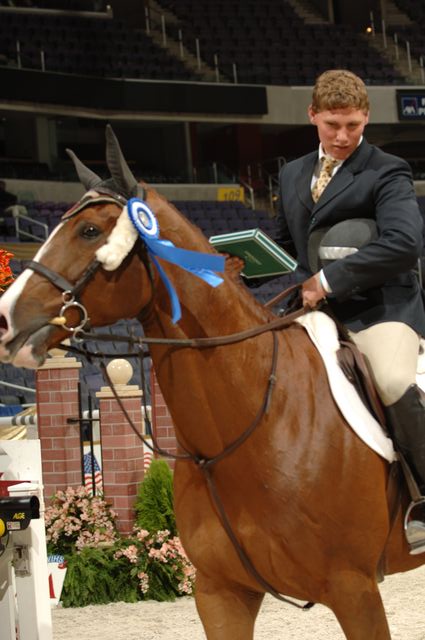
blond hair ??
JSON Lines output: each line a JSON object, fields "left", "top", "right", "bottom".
{"left": 311, "top": 70, "right": 370, "bottom": 113}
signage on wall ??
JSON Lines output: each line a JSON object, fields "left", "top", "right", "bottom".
{"left": 397, "top": 90, "right": 425, "bottom": 120}
{"left": 217, "top": 186, "right": 245, "bottom": 202}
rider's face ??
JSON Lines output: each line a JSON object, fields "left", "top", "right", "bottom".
{"left": 308, "top": 106, "right": 369, "bottom": 161}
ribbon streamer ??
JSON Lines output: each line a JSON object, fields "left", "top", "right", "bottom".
{"left": 127, "top": 198, "right": 225, "bottom": 323}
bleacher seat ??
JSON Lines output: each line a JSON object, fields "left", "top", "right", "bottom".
{"left": 158, "top": 0, "right": 405, "bottom": 85}
{"left": 0, "top": 9, "right": 200, "bottom": 83}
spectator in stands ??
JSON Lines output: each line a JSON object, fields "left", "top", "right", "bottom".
{"left": 0, "top": 181, "right": 17, "bottom": 235}
{"left": 231, "top": 69, "right": 425, "bottom": 551}
{"left": 0, "top": 181, "right": 17, "bottom": 214}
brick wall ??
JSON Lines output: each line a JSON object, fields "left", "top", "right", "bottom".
{"left": 97, "top": 386, "right": 145, "bottom": 534}
{"left": 36, "top": 357, "right": 82, "bottom": 501}
{"left": 150, "top": 369, "right": 177, "bottom": 467}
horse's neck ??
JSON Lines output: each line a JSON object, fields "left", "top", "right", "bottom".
{"left": 142, "top": 192, "right": 277, "bottom": 455}
{"left": 146, "top": 191, "right": 272, "bottom": 338}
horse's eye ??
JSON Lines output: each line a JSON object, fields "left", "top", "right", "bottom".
{"left": 81, "top": 224, "right": 101, "bottom": 239}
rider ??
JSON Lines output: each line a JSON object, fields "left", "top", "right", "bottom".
{"left": 230, "top": 69, "right": 425, "bottom": 553}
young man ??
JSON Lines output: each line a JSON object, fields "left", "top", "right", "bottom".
{"left": 236, "top": 70, "right": 425, "bottom": 552}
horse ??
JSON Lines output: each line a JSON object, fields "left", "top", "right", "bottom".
{"left": 0, "top": 126, "right": 424, "bottom": 640}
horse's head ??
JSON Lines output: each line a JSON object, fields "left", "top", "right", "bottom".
{"left": 0, "top": 126, "right": 153, "bottom": 368}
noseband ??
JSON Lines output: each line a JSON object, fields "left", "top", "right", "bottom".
{"left": 26, "top": 258, "right": 101, "bottom": 333}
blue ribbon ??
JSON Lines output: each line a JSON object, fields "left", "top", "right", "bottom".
{"left": 127, "top": 198, "right": 225, "bottom": 323}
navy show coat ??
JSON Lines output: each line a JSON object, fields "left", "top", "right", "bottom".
{"left": 276, "top": 139, "right": 425, "bottom": 335}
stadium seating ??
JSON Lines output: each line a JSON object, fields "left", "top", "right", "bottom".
{"left": 156, "top": 0, "right": 406, "bottom": 85}
{"left": 0, "top": 1, "right": 406, "bottom": 85}
{"left": 0, "top": 10, "right": 201, "bottom": 81}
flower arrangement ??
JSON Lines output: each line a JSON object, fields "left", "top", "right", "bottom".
{"left": 45, "top": 478, "right": 196, "bottom": 606}
{"left": 44, "top": 485, "right": 118, "bottom": 555}
{"left": 114, "top": 527, "right": 195, "bottom": 599}
{"left": 0, "top": 249, "right": 14, "bottom": 292}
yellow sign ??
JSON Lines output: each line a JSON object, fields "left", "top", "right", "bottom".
{"left": 217, "top": 186, "right": 245, "bottom": 202}
{"left": 0, "top": 518, "right": 5, "bottom": 537}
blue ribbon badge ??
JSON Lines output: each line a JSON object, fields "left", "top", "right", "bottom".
{"left": 127, "top": 198, "right": 225, "bottom": 323}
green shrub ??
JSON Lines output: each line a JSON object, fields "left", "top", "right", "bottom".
{"left": 60, "top": 546, "right": 139, "bottom": 607}
{"left": 134, "top": 459, "right": 177, "bottom": 535}
{"left": 60, "top": 529, "right": 195, "bottom": 607}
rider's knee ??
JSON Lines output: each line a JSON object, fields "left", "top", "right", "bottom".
{"left": 377, "top": 374, "right": 414, "bottom": 407}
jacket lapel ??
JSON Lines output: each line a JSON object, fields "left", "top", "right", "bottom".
{"left": 295, "top": 152, "right": 317, "bottom": 210}
{"left": 311, "top": 140, "right": 374, "bottom": 218}
{"left": 312, "top": 167, "right": 354, "bottom": 213}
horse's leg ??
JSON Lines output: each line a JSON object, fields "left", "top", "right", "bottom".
{"left": 326, "top": 572, "right": 391, "bottom": 640}
{"left": 195, "top": 571, "right": 264, "bottom": 640}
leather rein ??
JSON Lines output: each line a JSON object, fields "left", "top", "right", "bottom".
{"left": 28, "top": 238, "right": 314, "bottom": 610}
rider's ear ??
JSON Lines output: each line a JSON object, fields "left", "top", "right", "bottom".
{"left": 105, "top": 124, "right": 138, "bottom": 198}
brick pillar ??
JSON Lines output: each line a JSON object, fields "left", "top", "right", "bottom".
{"left": 150, "top": 369, "right": 177, "bottom": 467}
{"left": 96, "top": 359, "right": 145, "bottom": 535}
{"left": 36, "top": 351, "right": 82, "bottom": 502}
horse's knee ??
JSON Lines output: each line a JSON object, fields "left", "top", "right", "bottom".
{"left": 195, "top": 573, "right": 264, "bottom": 640}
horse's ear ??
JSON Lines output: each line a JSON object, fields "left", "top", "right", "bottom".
{"left": 105, "top": 124, "right": 138, "bottom": 197}
{"left": 66, "top": 149, "right": 102, "bottom": 191}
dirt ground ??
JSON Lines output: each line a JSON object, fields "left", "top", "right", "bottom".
{"left": 52, "top": 564, "right": 425, "bottom": 639}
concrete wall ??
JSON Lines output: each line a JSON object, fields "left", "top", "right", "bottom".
{"left": 265, "top": 85, "right": 402, "bottom": 125}
{"left": 3, "top": 179, "right": 236, "bottom": 202}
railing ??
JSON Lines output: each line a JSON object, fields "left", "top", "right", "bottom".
{"left": 244, "top": 156, "right": 286, "bottom": 214}
{"left": 239, "top": 178, "right": 255, "bottom": 210}
{"left": 11, "top": 206, "right": 49, "bottom": 242}
{"left": 144, "top": 3, "right": 235, "bottom": 83}
{"left": 0, "top": 379, "right": 36, "bottom": 408}
{"left": 370, "top": 11, "right": 425, "bottom": 84}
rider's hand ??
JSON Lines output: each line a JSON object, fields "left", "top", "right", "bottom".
{"left": 302, "top": 273, "right": 327, "bottom": 309}
{"left": 222, "top": 253, "right": 245, "bottom": 281}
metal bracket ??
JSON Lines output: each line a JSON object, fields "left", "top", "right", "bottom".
{"left": 12, "top": 545, "right": 31, "bottom": 576}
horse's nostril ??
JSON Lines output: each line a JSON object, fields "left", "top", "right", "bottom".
{"left": 0, "top": 314, "right": 8, "bottom": 335}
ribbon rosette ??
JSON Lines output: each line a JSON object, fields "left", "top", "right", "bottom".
{"left": 127, "top": 198, "right": 225, "bottom": 323}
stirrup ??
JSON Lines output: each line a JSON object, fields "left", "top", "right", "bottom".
{"left": 404, "top": 498, "right": 425, "bottom": 555}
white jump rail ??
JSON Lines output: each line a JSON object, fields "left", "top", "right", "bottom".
{"left": 0, "top": 440, "right": 52, "bottom": 640}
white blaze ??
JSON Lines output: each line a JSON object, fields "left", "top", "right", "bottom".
{"left": 0, "top": 223, "right": 65, "bottom": 347}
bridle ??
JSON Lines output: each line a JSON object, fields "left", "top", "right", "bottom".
{"left": 25, "top": 192, "right": 156, "bottom": 335}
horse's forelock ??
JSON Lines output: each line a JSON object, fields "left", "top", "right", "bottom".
{"left": 95, "top": 206, "right": 139, "bottom": 271}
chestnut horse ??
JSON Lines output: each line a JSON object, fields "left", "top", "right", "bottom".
{"left": 0, "top": 128, "right": 424, "bottom": 639}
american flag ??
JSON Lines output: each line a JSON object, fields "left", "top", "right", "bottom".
{"left": 83, "top": 452, "right": 103, "bottom": 496}
{"left": 143, "top": 441, "right": 154, "bottom": 471}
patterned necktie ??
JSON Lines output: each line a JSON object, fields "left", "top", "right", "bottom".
{"left": 311, "top": 155, "right": 339, "bottom": 203}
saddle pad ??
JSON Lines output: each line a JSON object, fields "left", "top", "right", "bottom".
{"left": 295, "top": 312, "right": 397, "bottom": 463}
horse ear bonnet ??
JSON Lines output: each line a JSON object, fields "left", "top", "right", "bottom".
{"left": 308, "top": 219, "right": 378, "bottom": 272}
{"left": 104, "top": 124, "right": 138, "bottom": 199}
{"left": 66, "top": 124, "right": 142, "bottom": 202}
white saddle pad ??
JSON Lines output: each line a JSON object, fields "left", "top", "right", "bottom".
{"left": 295, "top": 312, "right": 402, "bottom": 463}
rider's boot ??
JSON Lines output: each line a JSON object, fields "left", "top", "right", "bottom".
{"left": 385, "top": 384, "right": 425, "bottom": 555}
